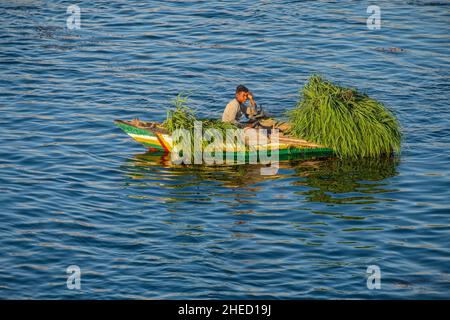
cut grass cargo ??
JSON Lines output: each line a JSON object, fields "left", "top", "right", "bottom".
{"left": 287, "top": 75, "right": 401, "bottom": 158}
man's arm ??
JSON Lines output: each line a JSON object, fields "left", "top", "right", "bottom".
{"left": 247, "top": 92, "right": 257, "bottom": 108}
{"left": 245, "top": 92, "right": 257, "bottom": 118}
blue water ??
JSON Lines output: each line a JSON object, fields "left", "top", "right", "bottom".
{"left": 0, "top": 0, "right": 449, "bottom": 299}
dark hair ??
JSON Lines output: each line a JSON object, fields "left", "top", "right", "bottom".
{"left": 236, "top": 85, "right": 249, "bottom": 94}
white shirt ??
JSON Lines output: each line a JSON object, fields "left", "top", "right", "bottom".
{"left": 222, "top": 98, "right": 251, "bottom": 123}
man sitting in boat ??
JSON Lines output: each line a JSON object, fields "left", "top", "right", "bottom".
{"left": 222, "top": 85, "right": 257, "bottom": 125}
{"left": 222, "top": 85, "right": 291, "bottom": 134}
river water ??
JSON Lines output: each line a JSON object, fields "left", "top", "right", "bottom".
{"left": 0, "top": 0, "right": 449, "bottom": 299}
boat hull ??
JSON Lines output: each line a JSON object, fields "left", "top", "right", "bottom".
{"left": 114, "top": 120, "right": 334, "bottom": 160}
{"left": 115, "top": 120, "right": 166, "bottom": 151}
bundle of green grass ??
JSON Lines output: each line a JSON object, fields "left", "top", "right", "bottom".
{"left": 287, "top": 75, "right": 401, "bottom": 158}
{"left": 163, "top": 95, "right": 237, "bottom": 134}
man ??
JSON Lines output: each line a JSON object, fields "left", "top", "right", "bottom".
{"left": 222, "top": 85, "right": 257, "bottom": 125}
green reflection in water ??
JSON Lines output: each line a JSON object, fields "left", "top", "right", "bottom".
{"left": 291, "top": 157, "right": 400, "bottom": 204}
{"left": 121, "top": 152, "right": 401, "bottom": 249}
{"left": 122, "top": 152, "right": 399, "bottom": 209}
{"left": 124, "top": 152, "right": 399, "bottom": 190}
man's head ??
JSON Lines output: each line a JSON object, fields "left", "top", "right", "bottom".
{"left": 235, "top": 85, "right": 249, "bottom": 104}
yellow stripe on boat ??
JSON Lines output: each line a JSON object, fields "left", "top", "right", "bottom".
{"left": 114, "top": 119, "right": 334, "bottom": 160}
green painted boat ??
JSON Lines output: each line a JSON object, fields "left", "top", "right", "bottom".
{"left": 114, "top": 119, "right": 334, "bottom": 161}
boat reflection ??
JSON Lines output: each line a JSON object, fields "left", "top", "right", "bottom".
{"left": 121, "top": 151, "right": 400, "bottom": 204}
{"left": 291, "top": 157, "right": 400, "bottom": 204}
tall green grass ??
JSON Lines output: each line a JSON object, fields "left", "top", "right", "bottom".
{"left": 163, "top": 94, "right": 238, "bottom": 134}
{"left": 287, "top": 75, "right": 401, "bottom": 158}
{"left": 163, "top": 95, "right": 197, "bottom": 133}
{"left": 162, "top": 94, "right": 239, "bottom": 158}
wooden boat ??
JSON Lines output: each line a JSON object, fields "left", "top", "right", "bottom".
{"left": 114, "top": 119, "right": 334, "bottom": 161}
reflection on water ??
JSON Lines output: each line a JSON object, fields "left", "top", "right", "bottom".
{"left": 113, "top": 152, "right": 448, "bottom": 300}
{"left": 292, "top": 157, "right": 400, "bottom": 204}
{"left": 123, "top": 151, "right": 287, "bottom": 188}
{"left": 121, "top": 152, "right": 401, "bottom": 231}
{"left": 123, "top": 151, "right": 399, "bottom": 203}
